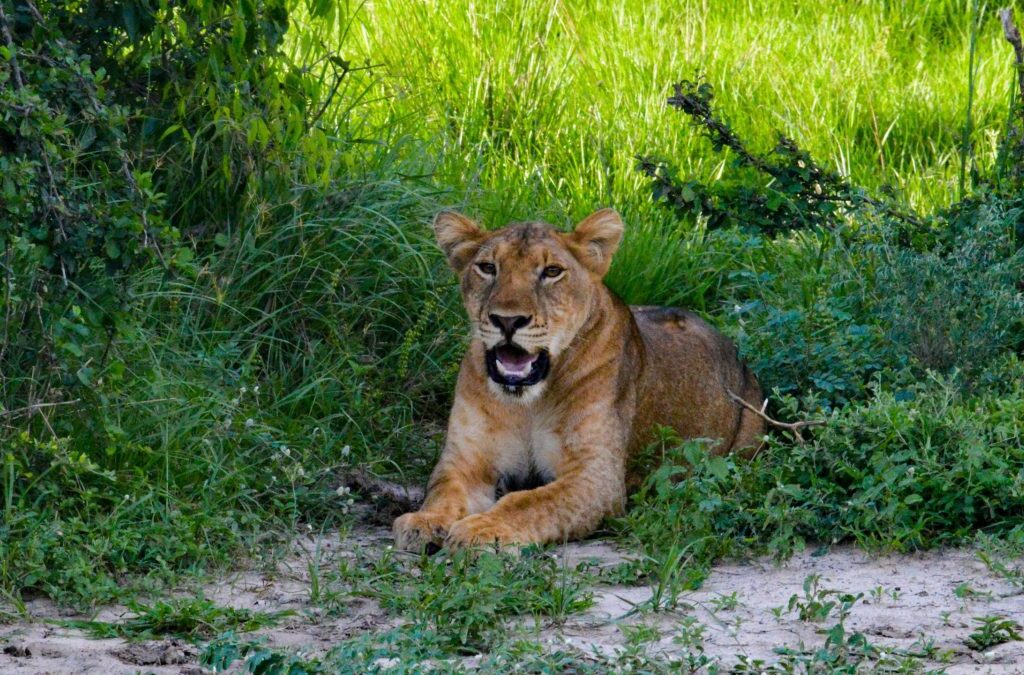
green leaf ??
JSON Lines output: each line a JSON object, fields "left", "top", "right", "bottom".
{"left": 77, "top": 366, "right": 94, "bottom": 385}
{"left": 706, "top": 456, "right": 731, "bottom": 480}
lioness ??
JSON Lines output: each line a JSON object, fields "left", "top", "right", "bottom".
{"left": 393, "top": 209, "right": 764, "bottom": 551}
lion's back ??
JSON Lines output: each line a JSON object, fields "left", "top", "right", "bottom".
{"left": 628, "top": 305, "right": 764, "bottom": 459}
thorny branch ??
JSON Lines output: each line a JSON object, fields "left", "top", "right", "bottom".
{"left": 727, "top": 389, "right": 826, "bottom": 445}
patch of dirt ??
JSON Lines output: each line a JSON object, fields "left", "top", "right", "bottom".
{"left": 1, "top": 523, "right": 1022, "bottom": 673}
{"left": 561, "top": 544, "right": 1024, "bottom": 673}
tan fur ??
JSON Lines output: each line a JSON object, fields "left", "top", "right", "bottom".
{"left": 393, "top": 209, "right": 765, "bottom": 550}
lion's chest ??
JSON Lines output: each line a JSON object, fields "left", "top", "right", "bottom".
{"left": 494, "top": 418, "right": 563, "bottom": 494}
{"left": 528, "top": 423, "right": 563, "bottom": 479}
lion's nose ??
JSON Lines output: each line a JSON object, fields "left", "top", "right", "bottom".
{"left": 489, "top": 313, "right": 531, "bottom": 339}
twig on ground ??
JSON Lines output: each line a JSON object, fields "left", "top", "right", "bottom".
{"left": 0, "top": 399, "right": 81, "bottom": 419}
{"left": 338, "top": 469, "right": 424, "bottom": 525}
{"left": 727, "top": 389, "right": 826, "bottom": 444}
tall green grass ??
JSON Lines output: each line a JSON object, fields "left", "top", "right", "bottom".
{"left": 335, "top": 0, "right": 1015, "bottom": 302}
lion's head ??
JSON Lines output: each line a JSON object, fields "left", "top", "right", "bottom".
{"left": 434, "top": 208, "right": 624, "bottom": 400}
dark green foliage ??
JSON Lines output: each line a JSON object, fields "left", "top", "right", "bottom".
{"left": 726, "top": 209, "right": 1023, "bottom": 408}
{"left": 345, "top": 547, "right": 593, "bottom": 653}
{"left": 964, "top": 616, "right": 1023, "bottom": 651}
{"left": 640, "top": 78, "right": 1023, "bottom": 409}
{"left": 0, "top": 0, "right": 174, "bottom": 408}
{"left": 873, "top": 205, "right": 1024, "bottom": 375}
{"left": 617, "top": 365, "right": 1024, "bottom": 586}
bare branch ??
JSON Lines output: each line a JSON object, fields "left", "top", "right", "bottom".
{"left": 1001, "top": 7, "right": 1024, "bottom": 101}
{"left": 0, "top": 2, "right": 24, "bottom": 90}
{"left": 727, "top": 389, "right": 826, "bottom": 444}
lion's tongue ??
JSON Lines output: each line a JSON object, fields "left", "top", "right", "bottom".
{"left": 495, "top": 345, "right": 538, "bottom": 378}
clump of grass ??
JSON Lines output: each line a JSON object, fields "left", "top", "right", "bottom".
{"left": 60, "top": 597, "right": 291, "bottom": 640}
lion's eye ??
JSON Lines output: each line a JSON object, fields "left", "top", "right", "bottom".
{"left": 476, "top": 262, "right": 497, "bottom": 276}
{"left": 541, "top": 265, "right": 564, "bottom": 279}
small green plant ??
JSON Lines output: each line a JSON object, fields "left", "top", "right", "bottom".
{"left": 635, "top": 539, "right": 701, "bottom": 613}
{"left": 710, "top": 591, "right": 741, "bottom": 612}
{"left": 869, "top": 586, "right": 886, "bottom": 604}
{"left": 622, "top": 622, "right": 662, "bottom": 648}
{"left": 673, "top": 615, "right": 713, "bottom": 673}
{"left": 769, "top": 586, "right": 938, "bottom": 673}
{"left": 954, "top": 583, "right": 992, "bottom": 602}
{"left": 786, "top": 575, "right": 842, "bottom": 623}
{"left": 964, "top": 615, "right": 1023, "bottom": 651}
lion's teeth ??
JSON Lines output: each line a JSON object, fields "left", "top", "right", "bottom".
{"left": 496, "top": 360, "right": 529, "bottom": 377}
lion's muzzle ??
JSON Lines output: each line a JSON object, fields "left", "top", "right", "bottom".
{"left": 485, "top": 344, "right": 550, "bottom": 390}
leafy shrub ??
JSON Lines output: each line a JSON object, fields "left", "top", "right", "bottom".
{"left": 618, "top": 363, "right": 1024, "bottom": 581}
{"left": 0, "top": 0, "right": 174, "bottom": 407}
{"left": 0, "top": 0, "right": 365, "bottom": 414}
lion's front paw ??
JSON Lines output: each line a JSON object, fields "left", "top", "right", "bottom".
{"left": 445, "top": 514, "right": 522, "bottom": 550}
{"left": 393, "top": 511, "right": 453, "bottom": 552}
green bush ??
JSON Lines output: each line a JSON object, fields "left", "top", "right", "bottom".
{"left": 0, "top": 0, "right": 174, "bottom": 409}
{"left": 618, "top": 362, "right": 1024, "bottom": 584}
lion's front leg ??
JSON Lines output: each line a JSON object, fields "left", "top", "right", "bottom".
{"left": 445, "top": 458, "right": 625, "bottom": 549}
{"left": 393, "top": 459, "right": 498, "bottom": 552}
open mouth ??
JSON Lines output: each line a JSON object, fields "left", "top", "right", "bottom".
{"left": 485, "top": 344, "right": 550, "bottom": 389}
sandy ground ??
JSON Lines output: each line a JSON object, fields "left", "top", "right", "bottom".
{"left": 1, "top": 525, "right": 1022, "bottom": 674}
{"left": 564, "top": 539, "right": 1024, "bottom": 673}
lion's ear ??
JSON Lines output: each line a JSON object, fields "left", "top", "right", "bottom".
{"left": 569, "top": 208, "right": 624, "bottom": 277}
{"left": 434, "top": 211, "right": 484, "bottom": 273}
